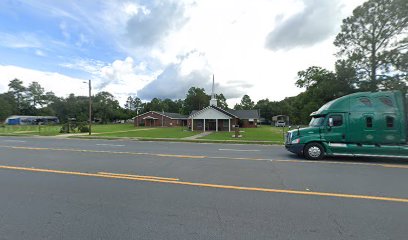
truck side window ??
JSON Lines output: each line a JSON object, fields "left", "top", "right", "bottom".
{"left": 380, "top": 97, "right": 394, "bottom": 107}
{"left": 366, "top": 117, "right": 373, "bottom": 128}
{"left": 386, "top": 116, "right": 394, "bottom": 128}
{"left": 359, "top": 97, "right": 372, "bottom": 107}
{"left": 331, "top": 115, "right": 343, "bottom": 126}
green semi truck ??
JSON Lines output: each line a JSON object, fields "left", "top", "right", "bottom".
{"left": 285, "top": 91, "right": 408, "bottom": 160}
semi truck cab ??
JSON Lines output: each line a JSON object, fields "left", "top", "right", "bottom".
{"left": 285, "top": 91, "right": 408, "bottom": 160}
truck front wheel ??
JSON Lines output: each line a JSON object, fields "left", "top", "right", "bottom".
{"left": 304, "top": 143, "right": 325, "bottom": 160}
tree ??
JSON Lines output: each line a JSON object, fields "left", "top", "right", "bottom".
{"left": 233, "top": 103, "right": 243, "bottom": 110}
{"left": 215, "top": 93, "right": 228, "bottom": 109}
{"left": 124, "top": 96, "right": 134, "bottom": 111}
{"left": 93, "top": 91, "right": 122, "bottom": 123}
{"left": 239, "top": 95, "right": 254, "bottom": 110}
{"left": 183, "top": 87, "right": 210, "bottom": 114}
{"left": 334, "top": 0, "right": 408, "bottom": 91}
{"left": 144, "top": 98, "right": 164, "bottom": 112}
{"left": 133, "top": 97, "right": 143, "bottom": 114}
{"left": 63, "top": 94, "right": 89, "bottom": 122}
{"left": 124, "top": 96, "right": 143, "bottom": 117}
{"left": 162, "top": 98, "right": 182, "bottom": 113}
{"left": 27, "top": 82, "right": 45, "bottom": 107}
{"left": 296, "top": 66, "right": 354, "bottom": 102}
{"left": 0, "top": 92, "right": 15, "bottom": 121}
{"left": 255, "top": 99, "right": 274, "bottom": 122}
{"left": 43, "top": 91, "right": 59, "bottom": 106}
{"left": 8, "top": 78, "right": 26, "bottom": 112}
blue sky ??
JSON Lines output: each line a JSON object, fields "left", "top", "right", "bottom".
{"left": 0, "top": 0, "right": 365, "bottom": 106}
{"left": 0, "top": 1, "right": 122, "bottom": 73}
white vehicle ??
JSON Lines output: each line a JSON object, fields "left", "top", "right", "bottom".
{"left": 275, "top": 120, "right": 286, "bottom": 127}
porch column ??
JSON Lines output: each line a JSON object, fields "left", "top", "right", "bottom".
{"left": 191, "top": 119, "right": 194, "bottom": 131}
{"left": 228, "top": 118, "right": 231, "bottom": 132}
{"left": 216, "top": 119, "right": 218, "bottom": 132}
{"left": 203, "top": 119, "right": 206, "bottom": 132}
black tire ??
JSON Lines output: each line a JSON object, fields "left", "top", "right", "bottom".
{"left": 304, "top": 142, "right": 325, "bottom": 160}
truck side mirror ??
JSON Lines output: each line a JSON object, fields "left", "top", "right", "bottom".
{"left": 328, "top": 117, "right": 334, "bottom": 127}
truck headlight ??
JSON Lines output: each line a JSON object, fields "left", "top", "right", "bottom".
{"left": 291, "top": 138, "right": 300, "bottom": 144}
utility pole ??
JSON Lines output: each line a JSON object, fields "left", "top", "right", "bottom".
{"left": 83, "top": 80, "right": 92, "bottom": 135}
{"left": 87, "top": 80, "right": 92, "bottom": 135}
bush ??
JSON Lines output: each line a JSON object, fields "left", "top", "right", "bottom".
{"left": 59, "top": 124, "right": 70, "bottom": 133}
{"left": 79, "top": 125, "right": 89, "bottom": 133}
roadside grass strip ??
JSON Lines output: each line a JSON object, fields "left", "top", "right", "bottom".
{"left": 0, "top": 164, "right": 407, "bottom": 203}
{"left": 90, "top": 128, "right": 154, "bottom": 135}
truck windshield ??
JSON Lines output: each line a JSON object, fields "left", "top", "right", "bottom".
{"left": 309, "top": 116, "right": 325, "bottom": 127}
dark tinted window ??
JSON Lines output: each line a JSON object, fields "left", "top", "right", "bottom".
{"left": 380, "top": 97, "right": 394, "bottom": 107}
{"left": 366, "top": 117, "right": 373, "bottom": 128}
{"left": 359, "top": 97, "right": 372, "bottom": 107}
{"left": 331, "top": 115, "right": 343, "bottom": 126}
{"left": 386, "top": 116, "right": 394, "bottom": 128}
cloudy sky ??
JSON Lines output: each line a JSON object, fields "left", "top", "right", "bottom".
{"left": 0, "top": 0, "right": 366, "bottom": 106}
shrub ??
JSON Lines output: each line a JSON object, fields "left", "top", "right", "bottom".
{"left": 59, "top": 124, "right": 70, "bottom": 133}
{"left": 79, "top": 125, "right": 89, "bottom": 133}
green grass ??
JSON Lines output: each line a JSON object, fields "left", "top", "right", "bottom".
{"left": 91, "top": 124, "right": 135, "bottom": 133}
{"left": 0, "top": 123, "right": 288, "bottom": 144}
{"left": 0, "top": 125, "right": 61, "bottom": 136}
{"left": 96, "top": 126, "right": 198, "bottom": 139}
{"left": 200, "top": 126, "right": 286, "bottom": 142}
{"left": 0, "top": 123, "right": 136, "bottom": 136}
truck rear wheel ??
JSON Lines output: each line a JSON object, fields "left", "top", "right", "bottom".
{"left": 304, "top": 143, "right": 324, "bottom": 160}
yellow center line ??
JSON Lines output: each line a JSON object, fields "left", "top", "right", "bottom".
{"left": 381, "top": 164, "right": 408, "bottom": 169}
{"left": 156, "top": 154, "right": 206, "bottom": 159}
{"left": 0, "top": 164, "right": 407, "bottom": 204}
{"left": 97, "top": 171, "right": 179, "bottom": 181}
{"left": 1, "top": 145, "right": 408, "bottom": 169}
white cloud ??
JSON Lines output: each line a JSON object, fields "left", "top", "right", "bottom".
{"left": 0, "top": 0, "right": 368, "bottom": 107}
{"left": 60, "top": 58, "right": 106, "bottom": 76}
{"left": 58, "top": 56, "right": 156, "bottom": 102}
{"left": 138, "top": 51, "right": 251, "bottom": 100}
{"left": 0, "top": 65, "right": 89, "bottom": 98}
{"left": 59, "top": 21, "right": 70, "bottom": 39}
{"left": 34, "top": 49, "right": 46, "bottom": 57}
{"left": 60, "top": 0, "right": 367, "bottom": 106}
{"left": 265, "top": 0, "right": 344, "bottom": 50}
{"left": 0, "top": 32, "right": 42, "bottom": 49}
{"left": 99, "top": 57, "right": 153, "bottom": 89}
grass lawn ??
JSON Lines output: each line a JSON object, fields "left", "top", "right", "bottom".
{"left": 0, "top": 123, "right": 287, "bottom": 143}
{"left": 0, "top": 125, "right": 61, "bottom": 136}
{"left": 91, "top": 124, "right": 135, "bottom": 133}
{"left": 96, "top": 126, "right": 198, "bottom": 139}
{"left": 0, "top": 123, "right": 135, "bottom": 136}
{"left": 200, "top": 126, "right": 286, "bottom": 142}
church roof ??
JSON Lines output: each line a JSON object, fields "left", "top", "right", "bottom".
{"left": 189, "top": 106, "right": 259, "bottom": 119}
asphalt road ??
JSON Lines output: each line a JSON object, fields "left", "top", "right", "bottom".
{"left": 0, "top": 136, "right": 407, "bottom": 239}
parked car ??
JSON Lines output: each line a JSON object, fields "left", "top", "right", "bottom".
{"left": 275, "top": 120, "right": 286, "bottom": 127}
